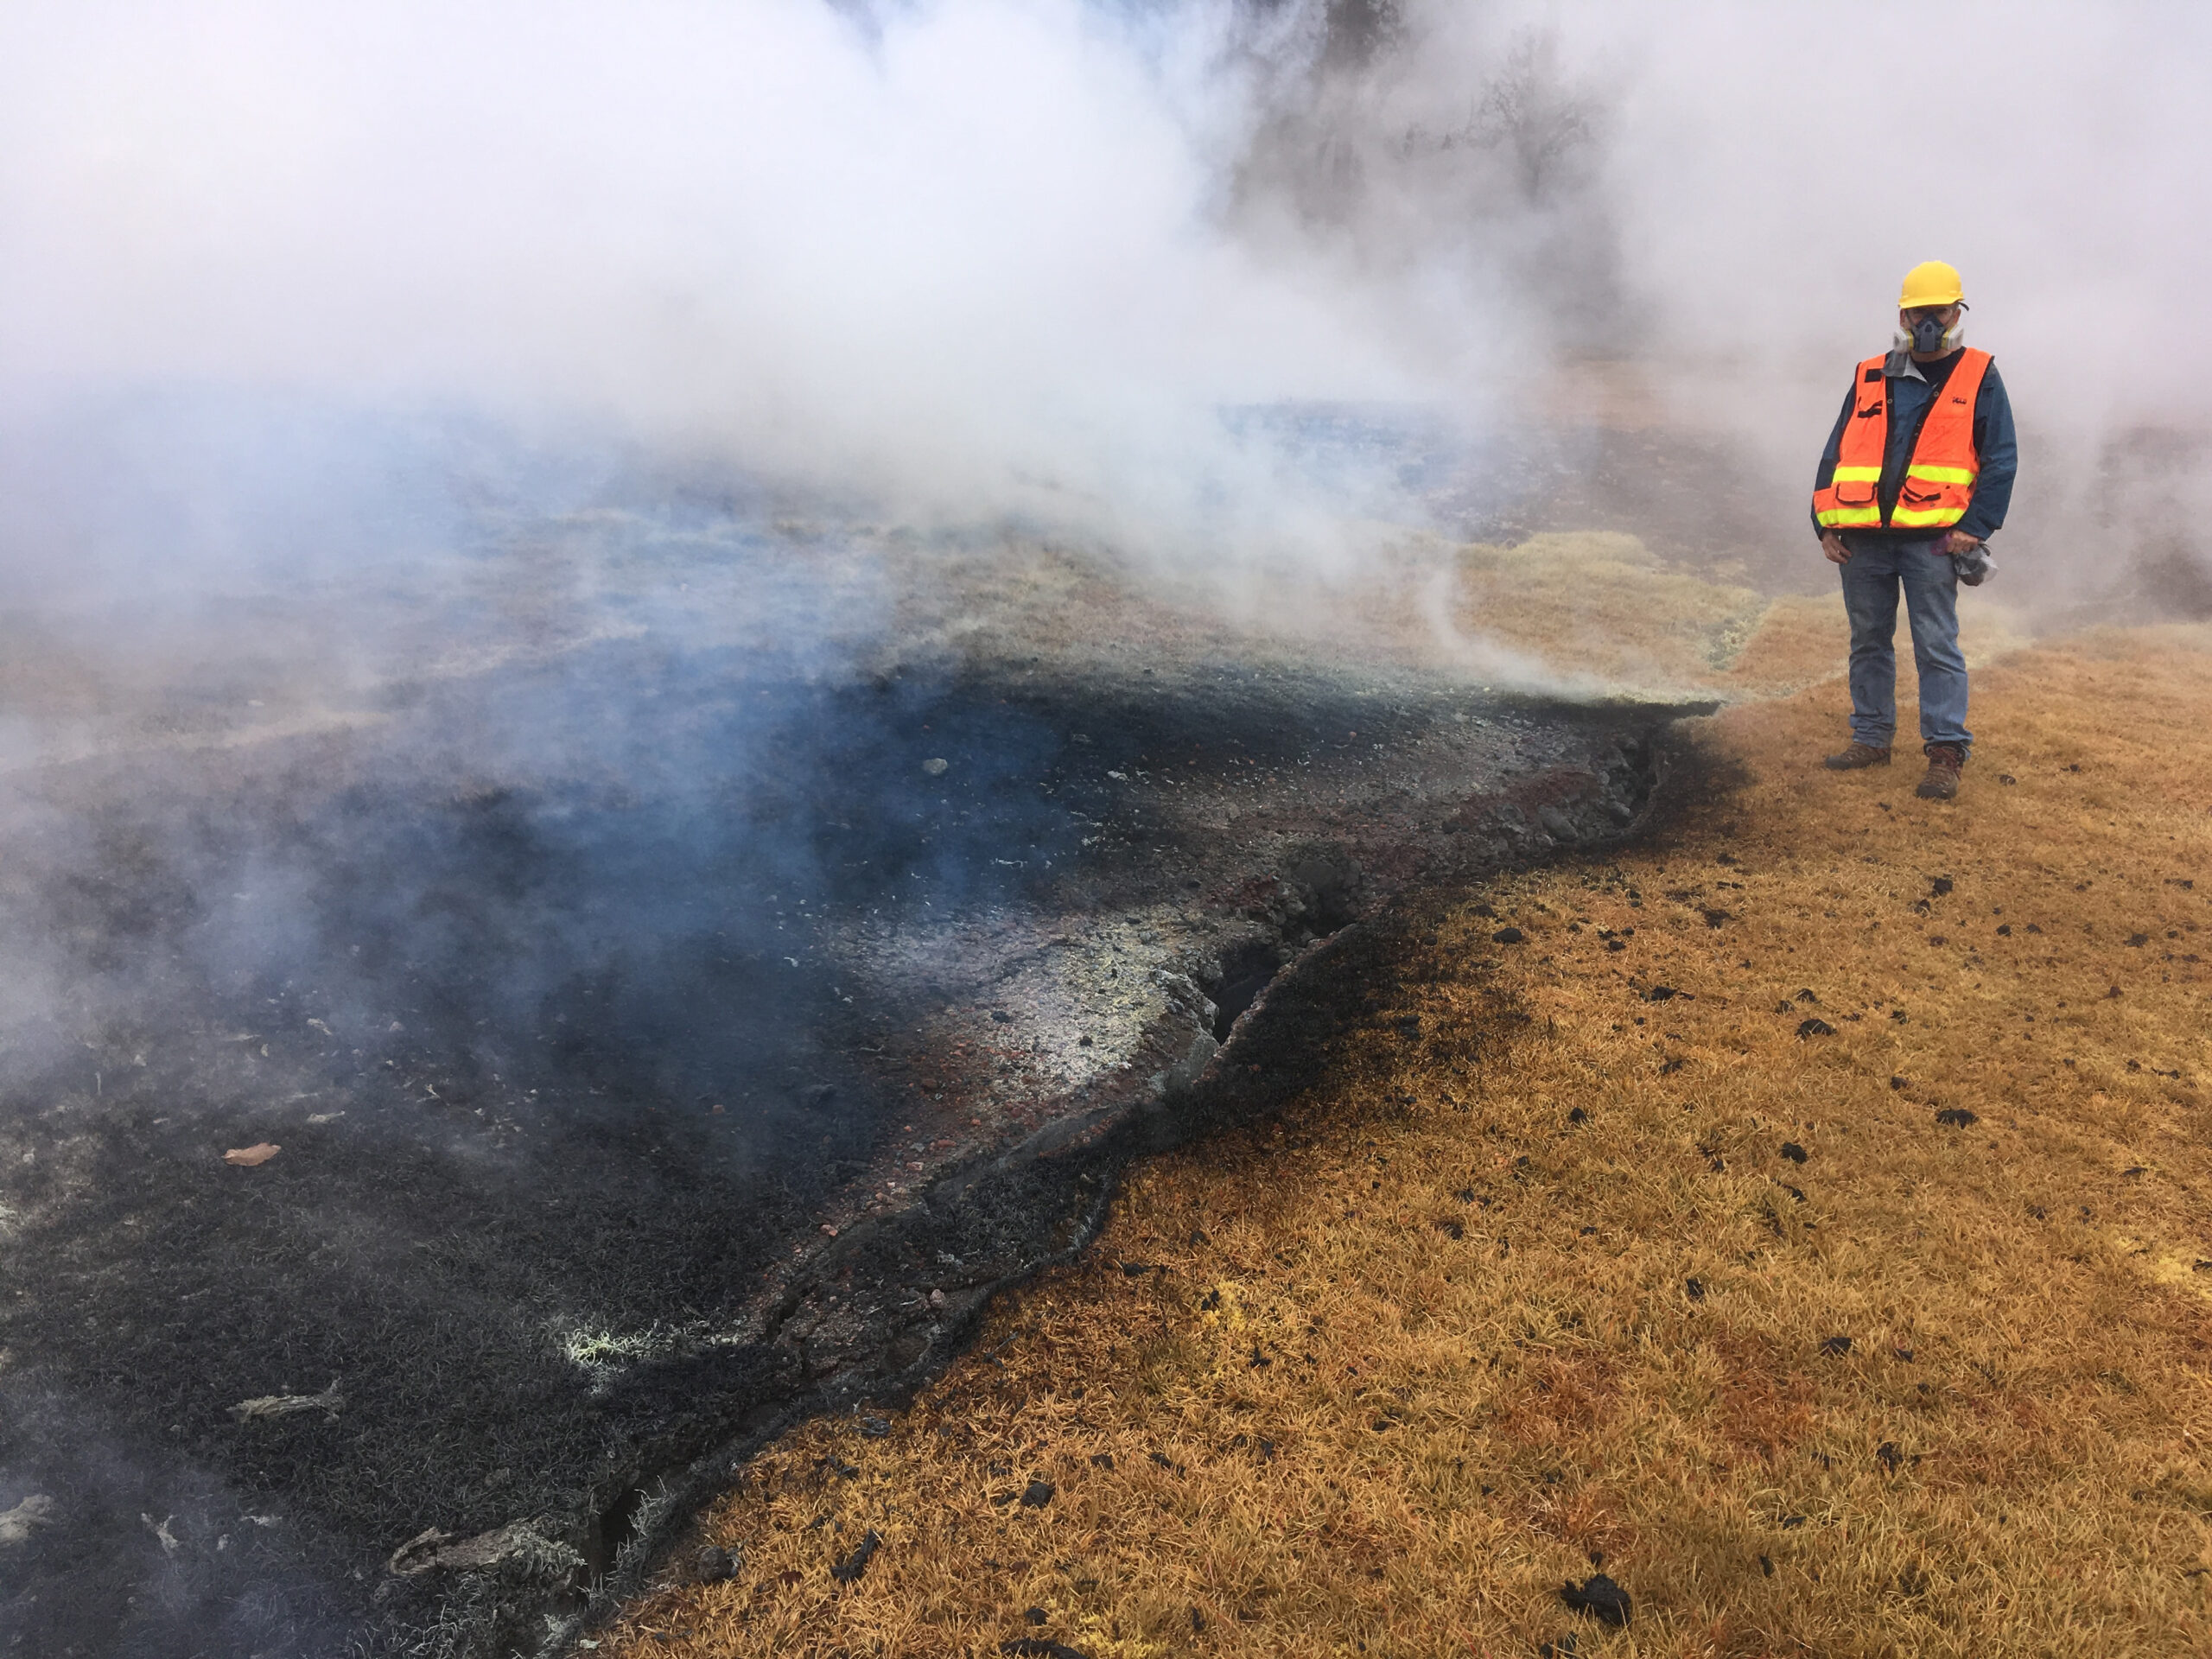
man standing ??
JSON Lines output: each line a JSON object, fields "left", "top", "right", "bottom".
{"left": 1811, "top": 260, "right": 2017, "bottom": 800}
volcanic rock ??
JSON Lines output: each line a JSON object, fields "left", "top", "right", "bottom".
{"left": 830, "top": 1529, "right": 881, "bottom": 1584}
{"left": 1560, "top": 1572, "right": 1632, "bottom": 1627}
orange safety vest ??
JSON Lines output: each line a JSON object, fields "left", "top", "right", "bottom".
{"left": 1812, "top": 347, "right": 1992, "bottom": 532}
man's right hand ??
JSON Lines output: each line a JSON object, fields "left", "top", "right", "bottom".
{"left": 1821, "top": 531, "right": 1851, "bottom": 565}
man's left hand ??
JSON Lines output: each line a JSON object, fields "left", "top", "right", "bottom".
{"left": 1938, "top": 531, "right": 1983, "bottom": 556}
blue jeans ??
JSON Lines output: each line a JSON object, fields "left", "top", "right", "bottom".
{"left": 1837, "top": 536, "right": 1970, "bottom": 754}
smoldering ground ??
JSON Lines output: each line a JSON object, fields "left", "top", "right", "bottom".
{"left": 3, "top": 4, "right": 2209, "bottom": 1656}
{"left": 0, "top": 408, "right": 1706, "bottom": 1659}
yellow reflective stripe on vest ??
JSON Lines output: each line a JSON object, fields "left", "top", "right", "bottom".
{"left": 1889, "top": 505, "right": 1967, "bottom": 528}
{"left": 1816, "top": 505, "right": 1884, "bottom": 526}
{"left": 1829, "top": 465, "right": 1883, "bottom": 483}
{"left": 1905, "top": 463, "right": 1976, "bottom": 485}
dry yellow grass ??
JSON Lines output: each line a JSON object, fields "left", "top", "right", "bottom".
{"left": 603, "top": 619, "right": 2212, "bottom": 1658}
{"left": 1445, "top": 534, "right": 2032, "bottom": 702}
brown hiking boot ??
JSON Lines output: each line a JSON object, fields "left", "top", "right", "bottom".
{"left": 1822, "top": 742, "right": 1892, "bottom": 771}
{"left": 1916, "top": 743, "right": 1966, "bottom": 800}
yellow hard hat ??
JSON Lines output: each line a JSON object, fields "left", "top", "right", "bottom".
{"left": 1898, "top": 260, "right": 1965, "bottom": 310}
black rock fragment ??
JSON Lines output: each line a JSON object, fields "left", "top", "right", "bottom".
{"left": 1560, "top": 1572, "right": 1632, "bottom": 1627}
{"left": 1931, "top": 876, "right": 1954, "bottom": 897}
{"left": 859, "top": 1415, "right": 892, "bottom": 1438}
{"left": 1999, "top": 772, "right": 2017, "bottom": 784}
{"left": 1876, "top": 1441, "right": 1904, "bottom": 1472}
{"left": 1684, "top": 1277, "right": 1706, "bottom": 1301}
{"left": 1020, "top": 1480, "right": 1055, "bottom": 1509}
{"left": 831, "top": 1529, "right": 881, "bottom": 1584}
{"left": 1779, "top": 1142, "right": 1808, "bottom": 1164}
{"left": 1090, "top": 1452, "right": 1114, "bottom": 1469}
{"left": 1934, "top": 1108, "right": 1978, "bottom": 1128}
{"left": 1796, "top": 1018, "right": 1835, "bottom": 1038}
{"left": 1120, "top": 1262, "right": 1153, "bottom": 1276}
{"left": 1493, "top": 926, "right": 1525, "bottom": 944}
{"left": 1538, "top": 1638, "right": 1580, "bottom": 1658}
{"left": 1758, "top": 1553, "right": 1775, "bottom": 1577}
{"left": 1795, "top": 988, "right": 1820, "bottom": 1002}
{"left": 1026, "top": 1606, "right": 1048, "bottom": 1624}
{"left": 1820, "top": 1335, "right": 1853, "bottom": 1357}
{"left": 1567, "top": 1107, "right": 1588, "bottom": 1125}
{"left": 694, "top": 1544, "right": 741, "bottom": 1582}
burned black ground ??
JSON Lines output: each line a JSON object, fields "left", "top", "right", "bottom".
{"left": 0, "top": 615, "right": 1697, "bottom": 1656}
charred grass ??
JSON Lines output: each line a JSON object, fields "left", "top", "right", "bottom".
{"left": 603, "top": 622, "right": 2212, "bottom": 1657}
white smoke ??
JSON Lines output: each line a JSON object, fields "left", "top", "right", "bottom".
{"left": 3, "top": 1, "right": 2204, "bottom": 606}
{"left": 0, "top": 1, "right": 1494, "bottom": 577}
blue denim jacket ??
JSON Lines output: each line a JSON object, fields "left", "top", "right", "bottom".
{"left": 1810, "top": 349, "right": 2017, "bottom": 543}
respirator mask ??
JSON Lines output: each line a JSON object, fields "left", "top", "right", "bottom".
{"left": 1897, "top": 307, "right": 1966, "bottom": 355}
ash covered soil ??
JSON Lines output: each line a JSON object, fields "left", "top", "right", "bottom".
{"left": 0, "top": 491, "right": 1707, "bottom": 1656}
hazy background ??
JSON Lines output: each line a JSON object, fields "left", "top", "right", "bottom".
{"left": 3, "top": 0, "right": 2209, "bottom": 634}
